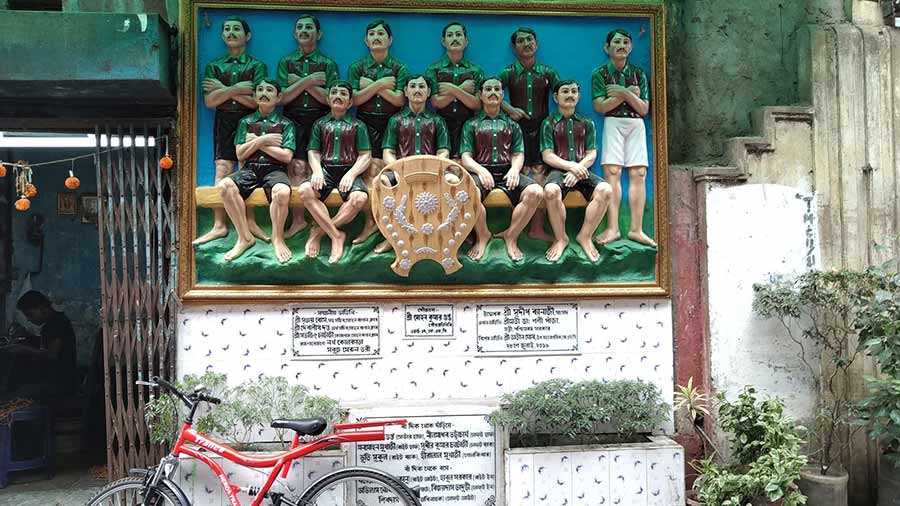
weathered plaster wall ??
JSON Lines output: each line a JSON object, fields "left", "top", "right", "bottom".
{"left": 666, "top": 0, "right": 807, "bottom": 163}
{"left": 705, "top": 183, "right": 820, "bottom": 420}
{"left": 3, "top": 148, "right": 101, "bottom": 367}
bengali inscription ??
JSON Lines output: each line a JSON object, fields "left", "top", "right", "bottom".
{"left": 356, "top": 415, "right": 496, "bottom": 506}
{"left": 476, "top": 304, "right": 578, "bottom": 353}
{"left": 291, "top": 306, "right": 380, "bottom": 358}
{"left": 404, "top": 304, "right": 454, "bottom": 338}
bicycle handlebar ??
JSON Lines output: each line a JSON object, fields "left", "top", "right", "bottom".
{"left": 136, "top": 377, "right": 222, "bottom": 408}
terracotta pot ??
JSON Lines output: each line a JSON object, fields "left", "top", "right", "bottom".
{"left": 881, "top": 456, "right": 900, "bottom": 506}
{"left": 799, "top": 465, "right": 848, "bottom": 506}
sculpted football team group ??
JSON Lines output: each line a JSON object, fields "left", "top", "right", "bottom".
{"left": 194, "top": 14, "right": 657, "bottom": 267}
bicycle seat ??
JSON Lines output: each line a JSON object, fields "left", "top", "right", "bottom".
{"left": 271, "top": 417, "right": 327, "bottom": 436}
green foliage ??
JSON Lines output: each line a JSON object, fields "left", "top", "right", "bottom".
{"left": 487, "top": 379, "right": 668, "bottom": 443}
{"left": 854, "top": 271, "right": 900, "bottom": 467}
{"left": 675, "top": 377, "right": 719, "bottom": 458}
{"left": 693, "top": 387, "right": 807, "bottom": 506}
{"left": 752, "top": 269, "right": 891, "bottom": 473}
{"left": 144, "top": 372, "right": 344, "bottom": 449}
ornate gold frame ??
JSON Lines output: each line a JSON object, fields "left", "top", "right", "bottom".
{"left": 177, "top": 0, "right": 669, "bottom": 301}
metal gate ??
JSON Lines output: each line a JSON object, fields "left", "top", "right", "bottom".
{"left": 94, "top": 123, "right": 179, "bottom": 479}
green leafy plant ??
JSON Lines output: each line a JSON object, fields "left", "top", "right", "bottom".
{"left": 675, "top": 377, "right": 719, "bottom": 458}
{"left": 145, "top": 372, "right": 344, "bottom": 450}
{"left": 692, "top": 387, "right": 807, "bottom": 506}
{"left": 854, "top": 272, "right": 900, "bottom": 467}
{"left": 753, "top": 269, "right": 890, "bottom": 475}
{"left": 487, "top": 378, "right": 668, "bottom": 446}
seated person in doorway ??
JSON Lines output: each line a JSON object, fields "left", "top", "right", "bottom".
{"left": 375, "top": 74, "right": 452, "bottom": 253}
{"left": 0, "top": 291, "right": 77, "bottom": 403}
{"left": 460, "top": 77, "right": 544, "bottom": 262}
{"left": 299, "top": 81, "right": 372, "bottom": 264}
{"left": 540, "top": 79, "right": 613, "bottom": 263}
{"left": 217, "top": 78, "right": 297, "bottom": 263}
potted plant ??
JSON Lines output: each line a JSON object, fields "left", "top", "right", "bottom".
{"left": 753, "top": 269, "right": 888, "bottom": 506}
{"left": 854, "top": 274, "right": 900, "bottom": 506}
{"left": 690, "top": 387, "right": 807, "bottom": 506}
{"left": 489, "top": 379, "right": 683, "bottom": 506}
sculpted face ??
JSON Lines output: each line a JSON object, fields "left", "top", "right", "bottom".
{"left": 293, "top": 17, "right": 321, "bottom": 46}
{"left": 554, "top": 83, "right": 580, "bottom": 107}
{"left": 513, "top": 31, "right": 537, "bottom": 59}
{"left": 329, "top": 85, "right": 352, "bottom": 112}
{"left": 480, "top": 79, "right": 503, "bottom": 107}
{"left": 442, "top": 24, "right": 468, "bottom": 52}
{"left": 222, "top": 20, "right": 250, "bottom": 48}
{"left": 605, "top": 32, "right": 633, "bottom": 59}
{"left": 365, "top": 24, "right": 392, "bottom": 51}
{"left": 255, "top": 81, "right": 280, "bottom": 105}
{"left": 405, "top": 77, "right": 430, "bottom": 106}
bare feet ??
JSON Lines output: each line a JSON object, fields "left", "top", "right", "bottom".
{"left": 328, "top": 231, "right": 347, "bottom": 264}
{"left": 594, "top": 228, "right": 621, "bottom": 246}
{"left": 545, "top": 238, "right": 569, "bottom": 262}
{"left": 305, "top": 226, "right": 323, "bottom": 258}
{"left": 272, "top": 239, "right": 292, "bottom": 264}
{"left": 193, "top": 225, "right": 227, "bottom": 246}
{"left": 352, "top": 219, "right": 379, "bottom": 245}
{"left": 374, "top": 239, "right": 392, "bottom": 254}
{"left": 502, "top": 233, "right": 524, "bottom": 262}
{"left": 284, "top": 217, "right": 308, "bottom": 239}
{"left": 248, "top": 221, "right": 271, "bottom": 243}
{"left": 576, "top": 232, "right": 600, "bottom": 262}
{"left": 223, "top": 237, "right": 255, "bottom": 261}
{"left": 628, "top": 230, "right": 658, "bottom": 248}
{"left": 467, "top": 237, "right": 490, "bottom": 261}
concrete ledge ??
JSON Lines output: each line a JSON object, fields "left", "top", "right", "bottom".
{"left": 195, "top": 186, "right": 589, "bottom": 208}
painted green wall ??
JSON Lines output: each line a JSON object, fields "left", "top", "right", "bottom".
{"left": 665, "top": 0, "right": 807, "bottom": 163}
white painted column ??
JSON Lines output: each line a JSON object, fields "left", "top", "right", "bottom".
{"left": 807, "top": 0, "right": 846, "bottom": 23}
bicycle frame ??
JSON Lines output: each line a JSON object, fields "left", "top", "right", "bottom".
{"left": 165, "top": 419, "right": 407, "bottom": 506}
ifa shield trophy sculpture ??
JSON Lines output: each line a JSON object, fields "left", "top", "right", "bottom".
{"left": 371, "top": 155, "right": 479, "bottom": 276}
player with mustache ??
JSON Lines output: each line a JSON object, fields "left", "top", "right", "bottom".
{"left": 460, "top": 77, "right": 544, "bottom": 262}
{"left": 591, "top": 28, "right": 656, "bottom": 248}
{"left": 196, "top": 16, "right": 269, "bottom": 247}
{"left": 217, "top": 79, "right": 296, "bottom": 264}
{"left": 298, "top": 81, "right": 373, "bottom": 264}
{"left": 275, "top": 14, "right": 340, "bottom": 240}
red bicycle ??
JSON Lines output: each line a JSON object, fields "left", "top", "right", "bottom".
{"left": 85, "top": 377, "right": 421, "bottom": 506}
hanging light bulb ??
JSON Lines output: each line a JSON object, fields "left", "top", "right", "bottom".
{"left": 65, "top": 160, "right": 80, "bottom": 189}
{"left": 0, "top": 161, "right": 6, "bottom": 178}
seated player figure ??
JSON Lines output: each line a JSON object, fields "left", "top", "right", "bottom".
{"left": 195, "top": 16, "right": 269, "bottom": 246}
{"left": 591, "top": 28, "right": 657, "bottom": 248}
{"left": 499, "top": 27, "right": 560, "bottom": 244}
{"left": 375, "top": 74, "right": 452, "bottom": 253}
{"left": 275, "top": 14, "right": 340, "bottom": 238}
{"left": 347, "top": 19, "right": 410, "bottom": 246}
{"left": 425, "top": 21, "right": 484, "bottom": 161}
{"left": 216, "top": 78, "right": 296, "bottom": 263}
{"left": 460, "top": 77, "right": 544, "bottom": 262}
{"left": 540, "top": 80, "right": 614, "bottom": 262}
{"left": 299, "top": 81, "right": 372, "bottom": 264}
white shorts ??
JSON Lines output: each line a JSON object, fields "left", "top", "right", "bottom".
{"left": 601, "top": 116, "right": 649, "bottom": 168}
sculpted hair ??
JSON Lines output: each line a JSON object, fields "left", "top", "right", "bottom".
{"left": 295, "top": 14, "right": 321, "bottom": 32}
{"left": 365, "top": 19, "right": 392, "bottom": 37}
{"left": 17, "top": 290, "right": 51, "bottom": 311}
{"left": 510, "top": 27, "right": 537, "bottom": 45}
{"left": 605, "top": 28, "right": 632, "bottom": 45}
{"left": 442, "top": 21, "right": 467, "bottom": 38}
{"left": 256, "top": 78, "right": 282, "bottom": 94}
{"left": 222, "top": 16, "right": 251, "bottom": 35}
{"left": 330, "top": 80, "right": 354, "bottom": 97}
{"left": 553, "top": 79, "right": 580, "bottom": 94}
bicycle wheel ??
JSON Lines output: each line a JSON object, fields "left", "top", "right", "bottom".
{"left": 298, "top": 468, "right": 421, "bottom": 506}
{"left": 85, "top": 476, "right": 183, "bottom": 506}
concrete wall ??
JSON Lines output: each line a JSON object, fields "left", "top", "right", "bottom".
{"left": 2, "top": 147, "right": 101, "bottom": 367}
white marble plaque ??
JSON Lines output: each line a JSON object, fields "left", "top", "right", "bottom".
{"left": 475, "top": 304, "right": 579, "bottom": 354}
{"left": 356, "top": 415, "right": 496, "bottom": 506}
{"left": 291, "top": 306, "right": 380, "bottom": 359}
{"left": 404, "top": 304, "right": 454, "bottom": 338}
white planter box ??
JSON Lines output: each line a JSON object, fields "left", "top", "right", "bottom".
{"left": 505, "top": 436, "right": 685, "bottom": 506}
{"left": 173, "top": 448, "right": 347, "bottom": 505}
